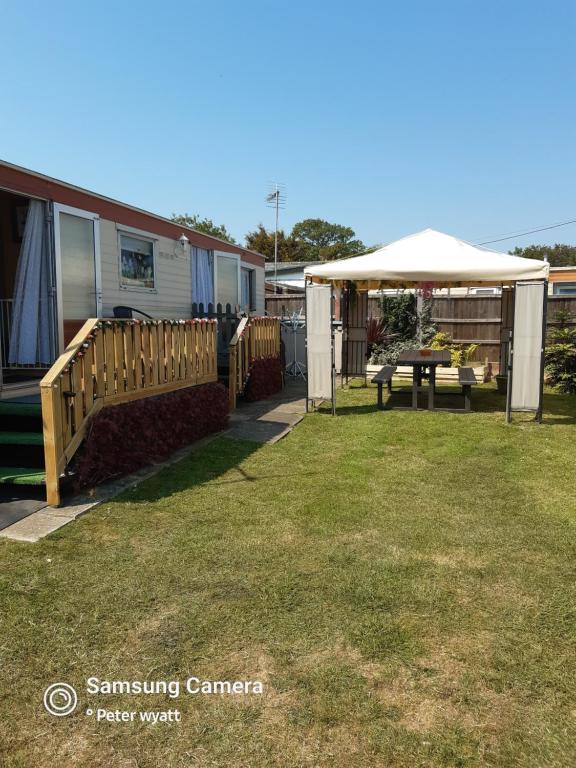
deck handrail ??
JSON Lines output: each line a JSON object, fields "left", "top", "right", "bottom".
{"left": 227, "top": 316, "right": 281, "bottom": 409}
{"left": 40, "top": 317, "right": 218, "bottom": 506}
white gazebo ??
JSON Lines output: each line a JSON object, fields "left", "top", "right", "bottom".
{"left": 303, "top": 229, "right": 550, "bottom": 421}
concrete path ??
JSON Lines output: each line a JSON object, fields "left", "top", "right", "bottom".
{"left": 224, "top": 381, "right": 306, "bottom": 444}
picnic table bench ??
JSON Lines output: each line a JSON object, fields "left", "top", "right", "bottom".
{"left": 371, "top": 357, "right": 479, "bottom": 412}
{"left": 372, "top": 365, "right": 397, "bottom": 410}
{"left": 457, "top": 367, "right": 478, "bottom": 412}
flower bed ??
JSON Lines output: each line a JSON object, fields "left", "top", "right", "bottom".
{"left": 73, "top": 382, "right": 229, "bottom": 489}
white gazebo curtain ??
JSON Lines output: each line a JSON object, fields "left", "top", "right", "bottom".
{"left": 192, "top": 247, "right": 214, "bottom": 307}
{"left": 8, "top": 200, "right": 56, "bottom": 365}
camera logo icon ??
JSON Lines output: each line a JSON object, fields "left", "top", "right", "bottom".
{"left": 43, "top": 683, "right": 78, "bottom": 717}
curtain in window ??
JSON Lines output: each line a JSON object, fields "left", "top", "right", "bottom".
{"left": 192, "top": 247, "right": 214, "bottom": 307}
{"left": 8, "top": 200, "right": 56, "bottom": 365}
{"left": 241, "top": 268, "right": 252, "bottom": 310}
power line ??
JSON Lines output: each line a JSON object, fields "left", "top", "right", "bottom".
{"left": 476, "top": 217, "right": 576, "bottom": 246}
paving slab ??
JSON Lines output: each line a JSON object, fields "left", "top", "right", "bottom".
{"left": 268, "top": 399, "right": 307, "bottom": 414}
{"left": 0, "top": 497, "right": 47, "bottom": 532}
{"left": 0, "top": 511, "right": 74, "bottom": 542}
{"left": 256, "top": 410, "right": 303, "bottom": 427}
{"left": 224, "top": 420, "right": 292, "bottom": 444}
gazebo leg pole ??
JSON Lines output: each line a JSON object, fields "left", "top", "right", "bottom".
{"left": 536, "top": 279, "right": 549, "bottom": 423}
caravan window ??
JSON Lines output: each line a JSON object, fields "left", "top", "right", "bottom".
{"left": 119, "top": 234, "right": 156, "bottom": 291}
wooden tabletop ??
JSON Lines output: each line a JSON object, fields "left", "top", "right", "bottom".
{"left": 398, "top": 350, "right": 451, "bottom": 365}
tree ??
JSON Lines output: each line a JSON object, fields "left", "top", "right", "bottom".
{"left": 245, "top": 224, "right": 303, "bottom": 262}
{"left": 290, "top": 218, "right": 366, "bottom": 261}
{"left": 171, "top": 213, "right": 236, "bottom": 244}
{"left": 509, "top": 244, "right": 576, "bottom": 268}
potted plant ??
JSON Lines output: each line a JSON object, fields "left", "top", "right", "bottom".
{"left": 495, "top": 373, "right": 508, "bottom": 394}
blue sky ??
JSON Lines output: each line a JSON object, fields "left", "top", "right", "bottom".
{"left": 1, "top": 1, "right": 575, "bottom": 251}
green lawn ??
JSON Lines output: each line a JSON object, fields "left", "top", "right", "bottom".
{"left": 1, "top": 383, "right": 575, "bottom": 767}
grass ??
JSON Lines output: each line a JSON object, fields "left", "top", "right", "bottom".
{"left": 1, "top": 382, "right": 575, "bottom": 767}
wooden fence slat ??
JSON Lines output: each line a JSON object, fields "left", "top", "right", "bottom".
{"left": 198, "top": 323, "right": 206, "bottom": 378}
{"left": 71, "top": 360, "right": 84, "bottom": 435}
{"left": 103, "top": 324, "right": 115, "bottom": 396}
{"left": 189, "top": 322, "right": 197, "bottom": 383}
{"left": 166, "top": 323, "right": 174, "bottom": 382}
{"left": 133, "top": 323, "right": 143, "bottom": 389}
{"left": 124, "top": 323, "right": 135, "bottom": 391}
{"left": 157, "top": 323, "right": 166, "bottom": 383}
{"left": 141, "top": 324, "right": 152, "bottom": 387}
{"left": 94, "top": 328, "right": 105, "bottom": 398}
{"left": 83, "top": 342, "right": 94, "bottom": 411}
{"left": 114, "top": 324, "right": 126, "bottom": 393}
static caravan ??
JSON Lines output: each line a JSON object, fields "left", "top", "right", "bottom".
{"left": 0, "top": 161, "right": 265, "bottom": 398}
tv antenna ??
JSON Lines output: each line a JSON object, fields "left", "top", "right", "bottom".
{"left": 266, "top": 183, "right": 286, "bottom": 290}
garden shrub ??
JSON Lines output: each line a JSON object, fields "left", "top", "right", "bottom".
{"left": 369, "top": 338, "right": 420, "bottom": 366}
{"left": 244, "top": 356, "right": 283, "bottom": 401}
{"left": 545, "top": 312, "right": 576, "bottom": 394}
{"left": 73, "top": 382, "right": 229, "bottom": 489}
{"left": 379, "top": 294, "right": 418, "bottom": 339}
{"left": 368, "top": 294, "right": 436, "bottom": 364}
{"left": 430, "top": 331, "right": 478, "bottom": 367}
{"left": 367, "top": 316, "right": 387, "bottom": 357}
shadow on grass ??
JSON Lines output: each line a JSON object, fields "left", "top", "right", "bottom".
{"left": 117, "top": 438, "right": 262, "bottom": 504}
{"left": 323, "top": 382, "right": 576, "bottom": 422}
{"left": 122, "top": 436, "right": 321, "bottom": 504}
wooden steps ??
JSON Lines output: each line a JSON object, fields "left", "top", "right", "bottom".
{"left": 0, "top": 401, "right": 46, "bottom": 491}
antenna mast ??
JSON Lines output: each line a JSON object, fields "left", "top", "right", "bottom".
{"left": 266, "top": 183, "right": 286, "bottom": 291}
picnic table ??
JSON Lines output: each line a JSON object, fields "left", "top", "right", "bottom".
{"left": 397, "top": 349, "right": 451, "bottom": 410}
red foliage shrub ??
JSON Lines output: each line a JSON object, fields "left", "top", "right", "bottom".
{"left": 73, "top": 382, "right": 228, "bottom": 489}
{"left": 244, "top": 356, "right": 283, "bottom": 402}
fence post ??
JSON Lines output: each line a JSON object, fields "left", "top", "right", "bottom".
{"left": 228, "top": 344, "right": 237, "bottom": 410}
{"left": 41, "top": 377, "right": 63, "bottom": 507}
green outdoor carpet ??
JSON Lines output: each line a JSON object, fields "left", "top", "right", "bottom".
{"left": 0, "top": 432, "right": 44, "bottom": 446}
{"left": 0, "top": 468, "right": 46, "bottom": 486}
{"left": 0, "top": 402, "right": 42, "bottom": 418}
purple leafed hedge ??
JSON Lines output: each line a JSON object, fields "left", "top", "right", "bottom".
{"left": 244, "top": 356, "right": 283, "bottom": 402}
{"left": 73, "top": 382, "right": 229, "bottom": 490}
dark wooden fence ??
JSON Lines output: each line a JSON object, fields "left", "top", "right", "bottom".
{"left": 265, "top": 294, "right": 306, "bottom": 317}
{"left": 266, "top": 294, "right": 576, "bottom": 363}
{"left": 191, "top": 302, "right": 242, "bottom": 370}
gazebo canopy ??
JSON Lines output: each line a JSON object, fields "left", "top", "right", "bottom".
{"left": 304, "top": 229, "right": 549, "bottom": 289}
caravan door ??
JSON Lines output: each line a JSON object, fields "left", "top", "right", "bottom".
{"left": 53, "top": 204, "right": 102, "bottom": 350}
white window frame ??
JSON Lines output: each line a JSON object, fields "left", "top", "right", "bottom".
{"left": 552, "top": 281, "right": 576, "bottom": 296}
{"left": 117, "top": 225, "right": 158, "bottom": 294}
{"left": 214, "top": 250, "right": 241, "bottom": 309}
{"left": 53, "top": 202, "right": 102, "bottom": 353}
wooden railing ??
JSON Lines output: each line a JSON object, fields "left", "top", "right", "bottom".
{"left": 40, "top": 318, "right": 218, "bottom": 506}
{"left": 228, "top": 316, "right": 281, "bottom": 409}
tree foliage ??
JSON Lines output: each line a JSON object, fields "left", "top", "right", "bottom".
{"left": 171, "top": 213, "right": 236, "bottom": 244}
{"left": 244, "top": 224, "right": 303, "bottom": 262}
{"left": 291, "top": 218, "right": 365, "bottom": 261}
{"left": 509, "top": 244, "right": 576, "bottom": 268}
{"left": 245, "top": 218, "right": 366, "bottom": 262}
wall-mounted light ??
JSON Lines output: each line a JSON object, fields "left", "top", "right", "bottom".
{"left": 175, "top": 233, "right": 190, "bottom": 257}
